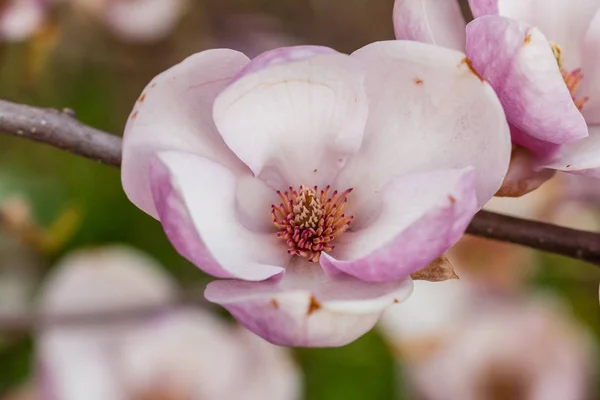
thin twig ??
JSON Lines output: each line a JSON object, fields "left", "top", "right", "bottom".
{"left": 1, "top": 99, "right": 599, "bottom": 266}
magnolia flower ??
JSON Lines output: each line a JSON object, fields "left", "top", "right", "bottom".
{"left": 121, "top": 42, "right": 511, "bottom": 346}
{"left": 71, "top": 0, "right": 186, "bottom": 42}
{"left": 393, "top": 0, "right": 600, "bottom": 195}
{"left": 410, "top": 299, "right": 595, "bottom": 400}
{"left": 37, "top": 246, "right": 301, "bottom": 400}
{"left": 0, "top": 0, "right": 47, "bottom": 42}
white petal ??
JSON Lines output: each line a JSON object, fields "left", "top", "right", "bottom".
{"left": 337, "top": 40, "right": 510, "bottom": 208}
{"left": 205, "top": 262, "right": 413, "bottom": 347}
{"left": 122, "top": 49, "right": 250, "bottom": 218}
{"left": 213, "top": 46, "right": 369, "bottom": 189}
{"left": 150, "top": 151, "right": 286, "bottom": 281}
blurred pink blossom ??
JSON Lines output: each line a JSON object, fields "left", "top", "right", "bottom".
{"left": 0, "top": 0, "right": 47, "bottom": 42}
{"left": 121, "top": 42, "right": 511, "bottom": 346}
{"left": 71, "top": 0, "right": 186, "bottom": 42}
{"left": 410, "top": 298, "right": 595, "bottom": 400}
{"left": 37, "top": 246, "right": 301, "bottom": 400}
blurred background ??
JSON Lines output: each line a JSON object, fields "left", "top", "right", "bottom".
{"left": 0, "top": 0, "right": 599, "bottom": 399}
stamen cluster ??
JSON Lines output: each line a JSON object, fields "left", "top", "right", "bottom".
{"left": 271, "top": 185, "right": 353, "bottom": 262}
{"left": 552, "top": 42, "right": 589, "bottom": 109}
{"left": 562, "top": 68, "right": 588, "bottom": 110}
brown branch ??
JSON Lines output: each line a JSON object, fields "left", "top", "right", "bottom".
{"left": 1, "top": 99, "right": 599, "bottom": 267}
{"left": 466, "top": 210, "right": 600, "bottom": 264}
{"left": 0, "top": 99, "right": 122, "bottom": 167}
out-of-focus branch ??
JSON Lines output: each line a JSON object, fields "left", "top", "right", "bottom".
{"left": 0, "top": 296, "right": 209, "bottom": 334}
{"left": 1, "top": 99, "right": 599, "bottom": 267}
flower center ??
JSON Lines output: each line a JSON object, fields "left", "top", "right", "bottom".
{"left": 551, "top": 42, "right": 589, "bottom": 110}
{"left": 271, "top": 185, "right": 353, "bottom": 262}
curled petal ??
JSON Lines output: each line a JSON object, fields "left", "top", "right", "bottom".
{"left": 465, "top": 16, "right": 588, "bottom": 146}
{"left": 338, "top": 40, "right": 510, "bottom": 210}
{"left": 122, "top": 49, "right": 250, "bottom": 218}
{"left": 321, "top": 168, "right": 477, "bottom": 282}
{"left": 213, "top": 46, "right": 368, "bottom": 189}
{"left": 393, "top": 0, "right": 466, "bottom": 50}
{"left": 205, "top": 263, "right": 413, "bottom": 347}
{"left": 150, "top": 151, "right": 286, "bottom": 281}
{"left": 541, "top": 125, "right": 600, "bottom": 177}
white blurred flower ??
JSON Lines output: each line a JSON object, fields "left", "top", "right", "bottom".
{"left": 379, "top": 279, "right": 472, "bottom": 363}
{"left": 0, "top": 0, "right": 47, "bottom": 42}
{"left": 71, "top": 0, "right": 186, "bottom": 42}
{"left": 36, "top": 246, "right": 302, "bottom": 400}
{"left": 411, "top": 299, "right": 595, "bottom": 400}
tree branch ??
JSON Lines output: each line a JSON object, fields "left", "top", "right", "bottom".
{"left": 0, "top": 99, "right": 122, "bottom": 167}
{"left": 0, "top": 296, "right": 209, "bottom": 334}
{"left": 1, "top": 99, "right": 599, "bottom": 267}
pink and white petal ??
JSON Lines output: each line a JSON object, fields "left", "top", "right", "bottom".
{"left": 150, "top": 151, "right": 286, "bottom": 281}
{"left": 232, "top": 45, "right": 337, "bottom": 78}
{"left": 213, "top": 46, "right": 368, "bottom": 190}
{"left": 540, "top": 125, "right": 600, "bottom": 177}
{"left": 580, "top": 8, "right": 600, "bottom": 122}
{"left": 205, "top": 263, "right": 413, "bottom": 347}
{"left": 393, "top": 0, "right": 466, "bottom": 51}
{"left": 466, "top": 16, "right": 588, "bottom": 145}
{"left": 122, "top": 49, "right": 250, "bottom": 218}
{"left": 467, "top": 0, "right": 498, "bottom": 16}
{"left": 469, "top": 0, "right": 600, "bottom": 70}
{"left": 510, "top": 125, "right": 562, "bottom": 158}
{"left": 496, "top": 146, "right": 556, "bottom": 197}
{"left": 337, "top": 40, "right": 510, "bottom": 209}
{"left": 321, "top": 168, "right": 478, "bottom": 283}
